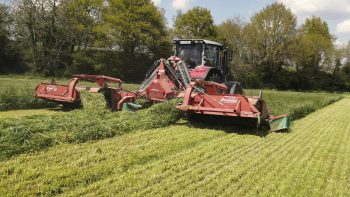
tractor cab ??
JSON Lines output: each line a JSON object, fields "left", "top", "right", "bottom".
{"left": 173, "top": 39, "right": 232, "bottom": 82}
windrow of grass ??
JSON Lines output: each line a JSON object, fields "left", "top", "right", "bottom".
{"left": 0, "top": 92, "right": 181, "bottom": 158}
{"left": 1, "top": 98, "right": 350, "bottom": 196}
{"left": 245, "top": 90, "right": 343, "bottom": 120}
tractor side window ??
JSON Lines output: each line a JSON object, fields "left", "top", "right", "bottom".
{"left": 204, "top": 45, "right": 219, "bottom": 67}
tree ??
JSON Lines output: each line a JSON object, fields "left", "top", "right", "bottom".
{"left": 217, "top": 17, "right": 244, "bottom": 59}
{"left": 15, "top": 0, "right": 71, "bottom": 75}
{"left": 217, "top": 18, "right": 247, "bottom": 82}
{"left": 103, "top": 0, "right": 171, "bottom": 80}
{"left": 346, "top": 41, "right": 350, "bottom": 62}
{"left": 60, "top": 0, "right": 104, "bottom": 52}
{"left": 294, "top": 16, "right": 334, "bottom": 89}
{"left": 242, "top": 3, "right": 297, "bottom": 88}
{"left": 174, "top": 7, "right": 217, "bottom": 40}
{"left": 0, "top": 4, "right": 25, "bottom": 73}
{"left": 0, "top": 4, "right": 11, "bottom": 61}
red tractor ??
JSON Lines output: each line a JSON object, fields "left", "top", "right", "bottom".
{"left": 173, "top": 39, "right": 232, "bottom": 83}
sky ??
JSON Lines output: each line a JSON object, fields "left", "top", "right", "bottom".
{"left": 1, "top": 0, "right": 349, "bottom": 45}
{"left": 152, "top": 0, "right": 350, "bottom": 46}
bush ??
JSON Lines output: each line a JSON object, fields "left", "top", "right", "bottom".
{"left": 64, "top": 53, "right": 97, "bottom": 76}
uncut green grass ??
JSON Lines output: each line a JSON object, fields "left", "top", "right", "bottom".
{"left": 1, "top": 98, "right": 349, "bottom": 196}
{"left": 245, "top": 90, "right": 342, "bottom": 119}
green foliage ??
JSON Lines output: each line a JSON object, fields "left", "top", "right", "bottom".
{"left": 2, "top": 0, "right": 350, "bottom": 89}
{"left": 341, "top": 61, "right": 350, "bottom": 89}
{"left": 12, "top": 0, "right": 171, "bottom": 81}
{"left": 174, "top": 7, "right": 217, "bottom": 40}
{"left": 61, "top": 0, "right": 104, "bottom": 51}
{"left": 217, "top": 18, "right": 245, "bottom": 80}
{"left": 0, "top": 4, "right": 26, "bottom": 74}
{"left": 104, "top": 0, "right": 170, "bottom": 55}
{"left": 302, "top": 16, "right": 332, "bottom": 39}
{"left": 65, "top": 52, "right": 98, "bottom": 76}
{"left": 97, "top": 0, "right": 171, "bottom": 80}
{"left": 293, "top": 16, "right": 334, "bottom": 90}
{"left": 242, "top": 3, "right": 297, "bottom": 87}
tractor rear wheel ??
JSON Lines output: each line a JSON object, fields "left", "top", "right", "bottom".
{"left": 224, "top": 81, "right": 244, "bottom": 95}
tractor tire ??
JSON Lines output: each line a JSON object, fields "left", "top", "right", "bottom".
{"left": 224, "top": 81, "right": 244, "bottom": 95}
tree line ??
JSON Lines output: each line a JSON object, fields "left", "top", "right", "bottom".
{"left": 1, "top": 1, "right": 350, "bottom": 91}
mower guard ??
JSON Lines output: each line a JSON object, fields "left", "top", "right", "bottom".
{"left": 269, "top": 115, "right": 290, "bottom": 132}
{"left": 122, "top": 102, "right": 142, "bottom": 112}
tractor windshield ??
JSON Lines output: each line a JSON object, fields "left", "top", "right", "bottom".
{"left": 176, "top": 44, "right": 203, "bottom": 68}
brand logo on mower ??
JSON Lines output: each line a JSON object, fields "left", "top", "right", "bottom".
{"left": 46, "top": 85, "right": 57, "bottom": 92}
{"left": 220, "top": 96, "right": 237, "bottom": 104}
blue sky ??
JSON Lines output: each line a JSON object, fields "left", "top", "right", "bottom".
{"left": 157, "top": 0, "right": 272, "bottom": 25}
{"left": 153, "top": 0, "right": 350, "bottom": 46}
{"left": 1, "top": 0, "right": 349, "bottom": 45}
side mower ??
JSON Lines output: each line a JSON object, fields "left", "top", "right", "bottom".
{"left": 176, "top": 80, "right": 289, "bottom": 132}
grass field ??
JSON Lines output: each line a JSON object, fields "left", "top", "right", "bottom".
{"left": 0, "top": 108, "right": 60, "bottom": 119}
{"left": 1, "top": 99, "right": 350, "bottom": 196}
{"left": 0, "top": 76, "right": 348, "bottom": 196}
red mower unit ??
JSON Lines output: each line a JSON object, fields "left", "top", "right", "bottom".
{"left": 176, "top": 80, "right": 289, "bottom": 132}
{"left": 35, "top": 74, "right": 137, "bottom": 111}
{"left": 137, "top": 57, "right": 191, "bottom": 102}
{"left": 34, "top": 57, "right": 190, "bottom": 111}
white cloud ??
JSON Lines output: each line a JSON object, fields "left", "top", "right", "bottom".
{"left": 278, "top": 0, "right": 350, "bottom": 19}
{"left": 336, "top": 19, "right": 350, "bottom": 34}
{"left": 172, "top": 0, "right": 193, "bottom": 10}
{"left": 151, "top": 0, "right": 161, "bottom": 6}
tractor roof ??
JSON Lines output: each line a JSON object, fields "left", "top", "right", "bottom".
{"left": 173, "top": 39, "right": 223, "bottom": 47}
